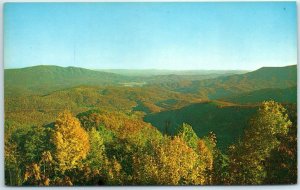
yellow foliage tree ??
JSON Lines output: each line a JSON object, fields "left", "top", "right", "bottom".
{"left": 52, "top": 111, "right": 90, "bottom": 173}
{"left": 24, "top": 163, "right": 41, "bottom": 185}
{"left": 197, "top": 139, "right": 214, "bottom": 184}
{"left": 132, "top": 136, "right": 207, "bottom": 185}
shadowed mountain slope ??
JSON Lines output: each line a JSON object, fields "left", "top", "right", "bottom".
{"left": 144, "top": 101, "right": 257, "bottom": 150}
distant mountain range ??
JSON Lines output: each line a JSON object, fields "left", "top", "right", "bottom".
{"left": 173, "top": 65, "right": 297, "bottom": 99}
{"left": 5, "top": 64, "right": 297, "bottom": 98}
{"left": 96, "top": 69, "right": 248, "bottom": 76}
{"left": 3, "top": 65, "right": 246, "bottom": 96}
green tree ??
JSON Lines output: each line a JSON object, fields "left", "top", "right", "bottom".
{"left": 201, "top": 132, "right": 229, "bottom": 185}
{"left": 5, "top": 141, "right": 21, "bottom": 186}
{"left": 264, "top": 104, "right": 297, "bottom": 184}
{"left": 229, "top": 101, "right": 291, "bottom": 184}
{"left": 86, "top": 128, "right": 106, "bottom": 170}
{"left": 23, "top": 126, "right": 50, "bottom": 163}
{"left": 211, "top": 149, "right": 230, "bottom": 185}
{"left": 176, "top": 123, "right": 198, "bottom": 150}
{"left": 5, "top": 124, "right": 51, "bottom": 186}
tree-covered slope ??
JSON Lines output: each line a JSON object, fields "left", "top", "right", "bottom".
{"left": 221, "top": 86, "right": 297, "bottom": 104}
{"left": 4, "top": 64, "right": 297, "bottom": 152}
{"left": 5, "top": 85, "right": 202, "bottom": 126}
{"left": 144, "top": 101, "right": 257, "bottom": 150}
{"left": 4, "top": 65, "right": 129, "bottom": 96}
{"left": 5, "top": 65, "right": 248, "bottom": 97}
{"left": 174, "top": 65, "right": 297, "bottom": 99}
{"left": 97, "top": 69, "right": 247, "bottom": 76}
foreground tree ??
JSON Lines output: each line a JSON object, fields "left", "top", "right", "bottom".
{"left": 229, "top": 101, "right": 291, "bottom": 184}
{"left": 70, "top": 128, "right": 107, "bottom": 185}
{"left": 5, "top": 141, "right": 21, "bottom": 186}
{"left": 201, "top": 132, "right": 230, "bottom": 185}
{"left": 86, "top": 128, "right": 106, "bottom": 171}
{"left": 176, "top": 123, "right": 198, "bottom": 150}
{"left": 264, "top": 104, "right": 297, "bottom": 184}
{"left": 5, "top": 124, "right": 51, "bottom": 186}
{"left": 132, "top": 136, "right": 209, "bottom": 185}
{"left": 52, "top": 111, "right": 90, "bottom": 173}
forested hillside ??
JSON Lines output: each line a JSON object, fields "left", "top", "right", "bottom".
{"left": 171, "top": 65, "right": 297, "bottom": 99}
{"left": 222, "top": 86, "right": 297, "bottom": 104}
{"left": 144, "top": 101, "right": 257, "bottom": 150}
{"left": 4, "top": 65, "right": 297, "bottom": 185}
{"left": 4, "top": 65, "right": 128, "bottom": 96}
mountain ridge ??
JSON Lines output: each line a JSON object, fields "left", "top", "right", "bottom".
{"left": 173, "top": 64, "right": 297, "bottom": 99}
{"left": 5, "top": 64, "right": 297, "bottom": 98}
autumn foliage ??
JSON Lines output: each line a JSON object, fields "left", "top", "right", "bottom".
{"left": 53, "top": 111, "right": 90, "bottom": 173}
{"left": 4, "top": 101, "right": 297, "bottom": 186}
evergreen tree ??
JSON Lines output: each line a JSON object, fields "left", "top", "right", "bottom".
{"left": 176, "top": 123, "right": 198, "bottom": 150}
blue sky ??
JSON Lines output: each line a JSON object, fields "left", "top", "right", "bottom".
{"left": 4, "top": 2, "right": 298, "bottom": 70}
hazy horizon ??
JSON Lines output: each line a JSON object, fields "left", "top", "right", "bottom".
{"left": 4, "top": 63, "right": 297, "bottom": 72}
{"left": 4, "top": 2, "right": 297, "bottom": 70}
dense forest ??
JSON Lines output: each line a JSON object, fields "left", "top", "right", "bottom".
{"left": 4, "top": 65, "right": 297, "bottom": 185}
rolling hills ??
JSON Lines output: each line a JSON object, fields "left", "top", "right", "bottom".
{"left": 97, "top": 69, "right": 248, "bottom": 76}
{"left": 172, "top": 65, "right": 297, "bottom": 99}
{"left": 5, "top": 64, "right": 296, "bottom": 99}
{"left": 4, "top": 64, "right": 297, "bottom": 152}
{"left": 5, "top": 65, "right": 247, "bottom": 97}
{"left": 4, "top": 85, "right": 202, "bottom": 126}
